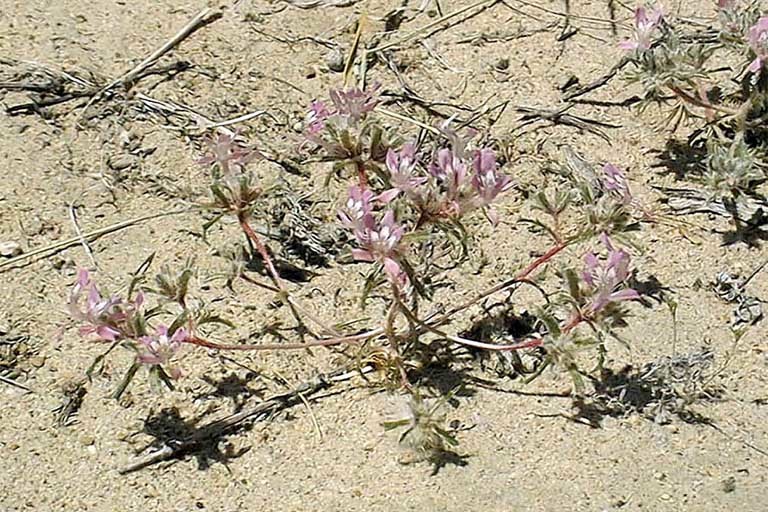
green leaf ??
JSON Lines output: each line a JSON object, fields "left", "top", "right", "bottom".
{"left": 127, "top": 252, "right": 156, "bottom": 298}
{"left": 434, "top": 427, "right": 459, "bottom": 446}
{"left": 85, "top": 338, "right": 124, "bottom": 382}
{"left": 382, "top": 419, "right": 411, "bottom": 431}
{"left": 112, "top": 361, "right": 141, "bottom": 400}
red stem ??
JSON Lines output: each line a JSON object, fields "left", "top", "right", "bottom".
{"left": 238, "top": 213, "right": 284, "bottom": 290}
{"left": 516, "top": 242, "right": 567, "bottom": 281}
{"left": 186, "top": 331, "right": 374, "bottom": 351}
{"left": 355, "top": 160, "right": 368, "bottom": 188}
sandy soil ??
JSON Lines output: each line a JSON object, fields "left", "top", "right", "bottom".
{"left": 1, "top": 1, "right": 767, "bottom": 511}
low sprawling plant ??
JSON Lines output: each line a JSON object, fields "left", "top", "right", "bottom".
{"left": 67, "top": 83, "right": 657, "bottom": 462}
{"left": 620, "top": 1, "right": 767, "bottom": 224}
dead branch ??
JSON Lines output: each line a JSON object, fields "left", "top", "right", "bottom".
{"left": 118, "top": 365, "right": 373, "bottom": 473}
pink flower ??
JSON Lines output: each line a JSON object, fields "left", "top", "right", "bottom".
{"left": 338, "top": 185, "right": 376, "bottom": 233}
{"left": 339, "top": 186, "right": 410, "bottom": 285}
{"left": 747, "top": 16, "right": 768, "bottom": 73}
{"left": 328, "top": 86, "right": 379, "bottom": 124}
{"left": 619, "top": 6, "right": 663, "bottom": 51}
{"left": 581, "top": 235, "right": 640, "bottom": 314}
{"left": 717, "top": 0, "right": 735, "bottom": 9}
{"left": 430, "top": 148, "right": 469, "bottom": 197}
{"left": 436, "top": 118, "right": 477, "bottom": 160}
{"left": 471, "top": 149, "right": 512, "bottom": 205}
{"left": 138, "top": 325, "right": 187, "bottom": 378}
{"left": 306, "top": 100, "right": 331, "bottom": 135}
{"left": 601, "top": 163, "right": 633, "bottom": 205}
{"left": 470, "top": 149, "right": 512, "bottom": 225}
{"left": 351, "top": 210, "right": 404, "bottom": 269}
{"left": 302, "top": 87, "right": 379, "bottom": 157}
{"left": 379, "top": 143, "right": 427, "bottom": 202}
{"left": 69, "top": 269, "right": 143, "bottom": 341}
{"left": 196, "top": 132, "right": 259, "bottom": 173}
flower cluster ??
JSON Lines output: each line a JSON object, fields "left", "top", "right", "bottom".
{"left": 68, "top": 269, "right": 143, "bottom": 342}
{"left": 69, "top": 269, "right": 189, "bottom": 378}
{"left": 138, "top": 325, "right": 187, "bottom": 379}
{"left": 197, "top": 132, "right": 262, "bottom": 214}
{"left": 381, "top": 138, "right": 512, "bottom": 225}
{"left": 196, "top": 132, "right": 259, "bottom": 175}
{"left": 304, "top": 86, "right": 384, "bottom": 161}
{"left": 620, "top": 5, "right": 664, "bottom": 52}
{"left": 747, "top": 16, "right": 768, "bottom": 73}
{"left": 581, "top": 235, "right": 640, "bottom": 314}
{"left": 570, "top": 159, "right": 638, "bottom": 236}
{"left": 339, "top": 186, "right": 407, "bottom": 285}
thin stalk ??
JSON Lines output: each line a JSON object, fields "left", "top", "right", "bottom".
{"left": 386, "top": 293, "right": 411, "bottom": 388}
{"left": 238, "top": 213, "right": 338, "bottom": 337}
{"left": 187, "top": 329, "right": 381, "bottom": 351}
{"left": 395, "top": 294, "right": 543, "bottom": 351}
{"left": 238, "top": 212, "right": 284, "bottom": 289}
{"left": 355, "top": 160, "right": 368, "bottom": 188}
{"left": 669, "top": 86, "right": 738, "bottom": 117}
{"left": 424, "top": 241, "right": 569, "bottom": 330}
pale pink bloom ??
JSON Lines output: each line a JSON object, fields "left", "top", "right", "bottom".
{"left": 717, "top": 0, "right": 735, "bottom": 9}
{"left": 469, "top": 149, "right": 512, "bottom": 225}
{"left": 430, "top": 148, "right": 469, "bottom": 198}
{"left": 619, "top": 6, "right": 664, "bottom": 51}
{"left": 338, "top": 185, "right": 376, "bottom": 235}
{"left": 196, "top": 132, "right": 259, "bottom": 173}
{"left": 581, "top": 234, "right": 640, "bottom": 314}
{"left": 69, "top": 269, "right": 142, "bottom": 341}
{"left": 328, "top": 86, "right": 379, "bottom": 124}
{"left": 305, "top": 100, "right": 331, "bottom": 135}
{"left": 602, "top": 163, "right": 633, "bottom": 205}
{"left": 138, "top": 325, "right": 187, "bottom": 379}
{"left": 379, "top": 143, "right": 427, "bottom": 202}
{"left": 339, "top": 186, "right": 409, "bottom": 285}
{"left": 471, "top": 149, "right": 512, "bottom": 205}
{"left": 747, "top": 16, "right": 768, "bottom": 73}
{"left": 351, "top": 210, "right": 403, "bottom": 261}
{"left": 436, "top": 118, "right": 477, "bottom": 160}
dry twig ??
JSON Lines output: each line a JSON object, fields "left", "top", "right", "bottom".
{"left": 118, "top": 365, "right": 373, "bottom": 473}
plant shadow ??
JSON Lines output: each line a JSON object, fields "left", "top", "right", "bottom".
{"left": 652, "top": 138, "right": 708, "bottom": 181}
{"left": 428, "top": 451, "right": 471, "bottom": 476}
{"left": 717, "top": 216, "right": 768, "bottom": 248}
{"left": 629, "top": 272, "right": 672, "bottom": 306}
{"left": 569, "top": 355, "right": 722, "bottom": 428}
{"left": 196, "top": 371, "right": 266, "bottom": 413}
{"left": 136, "top": 407, "right": 252, "bottom": 471}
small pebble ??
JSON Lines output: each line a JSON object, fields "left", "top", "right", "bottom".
{"left": 0, "top": 241, "right": 22, "bottom": 257}
{"left": 28, "top": 356, "right": 46, "bottom": 368}
{"left": 494, "top": 58, "right": 509, "bottom": 71}
{"left": 79, "top": 435, "right": 95, "bottom": 446}
{"left": 108, "top": 154, "right": 136, "bottom": 171}
{"left": 326, "top": 48, "right": 345, "bottom": 72}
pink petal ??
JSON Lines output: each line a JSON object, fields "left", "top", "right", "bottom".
{"left": 610, "top": 289, "right": 640, "bottom": 302}
{"left": 377, "top": 188, "right": 401, "bottom": 204}
{"left": 383, "top": 258, "right": 402, "bottom": 281}
{"left": 619, "top": 40, "right": 639, "bottom": 51}
{"left": 138, "top": 353, "right": 162, "bottom": 365}
{"left": 77, "top": 268, "right": 90, "bottom": 288}
{"left": 485, "top": 207, "right": 500, "bottom": 226}
{"left": 386, "top": 148, "right": 398, "bottom": 174}
{"left": 171, "top": 328, "right": 188, "bottom": 344}
{"left": 95, "top": 325, "right": 120, "bottom": 341}
{"left": 351, "top": 249, "right": 375, "bottom": 262}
